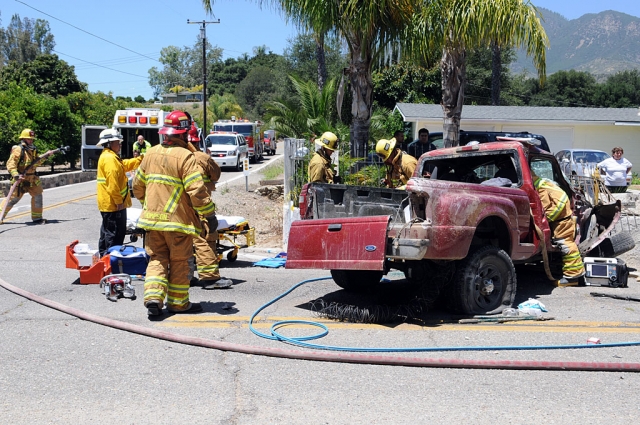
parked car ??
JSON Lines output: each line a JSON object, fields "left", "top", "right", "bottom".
{"left": 427, "top": 130, "right": 550, "bottom": 152}
{"left": 204, "top": 132, "right": 249, "bottom": 171}
{"left": 555, "top": 149, "right": 632, "bottom": 185}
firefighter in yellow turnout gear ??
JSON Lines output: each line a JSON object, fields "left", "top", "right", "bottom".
{"left": 187, "top": 125, "right": 233, "bottom": 289}
{"left": 375, "top": 138, "right": 417, "bottom": 189}
{"left": 308, "top": 132, "right": 339, "bottom": 184}
{"left": 132, "top": 111, "right": 216, "bottom": 316}
{"left": 533, "top": 174, "right": 585, "bottom": 285}
{"left": 1, "top": 129, "right": 49, "bottom": 224}
{"left": 96, "top": 129, "right": 143, "bottom": 256}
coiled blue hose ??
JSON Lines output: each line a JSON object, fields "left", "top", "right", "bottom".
{"left": 250, "top": 276, "right": 640, "bottom": 352}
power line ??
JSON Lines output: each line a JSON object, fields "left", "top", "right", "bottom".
{"left": 15, "top": 0, "right": 161, "bottom": 63}
{"left": 53, "top": 49, "right": 148, "bottom": 78}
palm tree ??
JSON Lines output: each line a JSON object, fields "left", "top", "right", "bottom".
{"left": 200, "top": 0, "right": 415, "bottom": 158}
{"left": 411, "top": 0, "right": 548, "bottom": 147}
{"left": 263, "top": 74, "right": 337, "bottom": 138}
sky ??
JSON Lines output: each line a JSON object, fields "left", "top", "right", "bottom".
{"left": 1, "top": 0, "right": 639, "bottom": 100}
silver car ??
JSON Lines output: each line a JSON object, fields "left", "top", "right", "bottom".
{"left": 555, "top": 149, "right": 631, "bottom": 185}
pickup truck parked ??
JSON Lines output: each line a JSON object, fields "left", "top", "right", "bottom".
{"left": 286, "top": 140, "right": 633, "bottom": 315}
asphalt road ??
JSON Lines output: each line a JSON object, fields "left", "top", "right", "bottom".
{"left": 2, "top": 151, "right": 640, "bottom": 424}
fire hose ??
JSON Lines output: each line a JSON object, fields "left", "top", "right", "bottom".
{"left": 2, "top": 276, "right": 640, "bottom": 372}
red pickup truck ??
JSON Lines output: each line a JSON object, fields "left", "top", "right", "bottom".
{"left": 286, "top": 141, "right": 633, "bottom": 315}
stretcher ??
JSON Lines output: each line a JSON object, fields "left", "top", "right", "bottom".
{"left": 215, "top": 216, "right": 256, "bottom": 262}
{"left": 125, "top": 208, "right": 255, "bottom": 262}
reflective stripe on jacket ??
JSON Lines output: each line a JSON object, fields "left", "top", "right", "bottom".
{"left": 132, "top": 142, "right": 215, "bottom": 235}
{"left": 533, "top": 177, "right": 570, "bottom": 222}
{"left": 96, "top": 148, "right": 142, "bottom": 212}
{"left": 6, "top": 142, "right": 45, "bottom": 184}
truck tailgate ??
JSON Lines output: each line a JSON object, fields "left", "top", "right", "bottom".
{"left": 286, "top": 216, "right": 389, "bottom": 270}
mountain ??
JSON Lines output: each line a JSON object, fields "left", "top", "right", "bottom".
{"left": 513, "top": 8, "right": 640, "bottom": 79}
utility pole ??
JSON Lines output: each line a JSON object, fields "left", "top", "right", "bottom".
{"left": 187, "top": 18, "right": 220, "bottom": 142}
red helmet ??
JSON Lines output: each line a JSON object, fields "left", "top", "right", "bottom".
{"left": 188, "top": 123, "right": 200, "bottom": 143}
{"left": 159, "top": 110, "right": 191, "bottom": 135}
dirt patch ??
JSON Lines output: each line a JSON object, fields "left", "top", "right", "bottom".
{"left": 213, "top": 182, "right": 284, "bottom": 249}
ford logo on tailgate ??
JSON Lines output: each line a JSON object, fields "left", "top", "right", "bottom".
{"left": 364, "top": 245, "right": 377, "bottom": 252}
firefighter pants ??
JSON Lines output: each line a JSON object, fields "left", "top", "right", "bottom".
{"left": 193, "top": 217, "right": 220, "bottom": 281}
{"left": 0, "top": 180, "right": 43, "bottom": 222}
{"left": 143, "top": 230, "right": 194, "bottom": 312}
{"left": 551, "top": 217, "right": 585, "bottom": 279}
{"left": 98, "top": 210, "right": 127, "bottom": 257}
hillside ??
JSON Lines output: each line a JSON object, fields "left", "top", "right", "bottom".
{"left": 513, "top": 8, "right": 640, "bottom": 78}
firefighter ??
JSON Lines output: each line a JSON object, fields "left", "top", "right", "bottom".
{"left": 308, "top": 132, "right": 339, "bottom": 183}
{"left": 96, "top": 128, "right": 143, "bottom": 256}
{"left": 187, "top": 124, "right": 233, "bottom": 289}
{"left": 132, "top": 110, "right": 217, "bottom": 316}
{"left": 132, "top": 135, "right": 151, "bottom": 157}
{"left": 375, "top": 138, "right": 417, "bottom": 189}
{"left": 532, "top": 172, "right": 585, "bottom": 286}
{"left": 0, "top": 129, "right": 48, "bottom": 224}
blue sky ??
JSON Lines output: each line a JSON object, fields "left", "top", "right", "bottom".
{"left": 1, "top": 0, "right": 639, "bottom": 100}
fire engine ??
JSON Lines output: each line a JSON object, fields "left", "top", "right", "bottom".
{"left": 81, "top": 108, "right": 169, "bottom": 171}
{"left": 212, "top": 117, "right": 264, "bottom": 162}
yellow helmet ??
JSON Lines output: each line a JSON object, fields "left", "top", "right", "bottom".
{"left": 19, "top": 128, "right": 35, "bottom": 139}
{"left": 318, "top": 131, "right": 338, "bottom": 151}
{"left": 376, "top": 138, "right": 397, "bottom": 161}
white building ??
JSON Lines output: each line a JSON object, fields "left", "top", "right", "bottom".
{"left": 394, "top": 104, "right": 640, "bottom": 167}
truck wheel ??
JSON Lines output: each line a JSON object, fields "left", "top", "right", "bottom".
{"left": 592, "top": 232, "right": 636, "bottom": 258}
{"left": 330, "top": 270, "right": 383, "bottom": 292}
{"left": 236, "top": 157, "right": 243, "bottom": 171}
{"left": 448, "top": 245, "right": 516, "bottom": 315}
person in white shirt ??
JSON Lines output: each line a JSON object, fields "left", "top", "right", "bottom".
{"left": 597, "top": 147, "right": 632, "bottom": 193}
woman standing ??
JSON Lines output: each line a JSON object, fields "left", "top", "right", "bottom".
{"left": 597, "top": 147, "right": 632, "bottom": 193}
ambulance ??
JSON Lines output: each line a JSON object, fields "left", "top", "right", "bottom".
{"left": 212, "top": 117, "right": 264, "bottom": 162}
{"left": 81, "top": 108, "right": 169, "bottom": 171}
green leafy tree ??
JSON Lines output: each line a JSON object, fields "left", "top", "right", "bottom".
{"left": 372, "top": 62, "right": 440, "bottom": 109}
{"left": 0, "top": 54, "right": 87, "bottom": 97}
{"left": 0, "top": 14, "right": 55, "bottom": 67}
{"left": 465, "top": 46, "right": 517, "bottom": 105}
{"left": 134, "top": 95, "right": 146, "bottom": 103}
{"left": 284, "top": 32, "right": 346, "bottom": 89}
{"left": 234, "top": 65, "right": 278, "bottom": 119}
{"left": 527, "top": 70, "right": 597, "bottom": 107}
{"left": 0, "top": 83, "right": 80, "bottom": 168}
{"left": 594, "top": 70, "right": 640, "bottom": 108}
{"left": 208, "top": 56, "right": 250, "bottom": 97}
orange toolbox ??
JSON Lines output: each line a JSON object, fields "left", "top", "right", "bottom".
{"left": 66, "top": 240, "right": 112, "bottom": 284}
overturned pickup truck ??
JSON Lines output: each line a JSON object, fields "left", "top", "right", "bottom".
{"left": 286, "top": 140, "right": 634, "bottom": 315}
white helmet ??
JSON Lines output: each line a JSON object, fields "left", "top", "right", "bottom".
{"left": 98, "top": 128, "right": 123, "bottom": 146}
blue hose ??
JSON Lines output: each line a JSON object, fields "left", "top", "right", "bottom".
{"left": 249, "top": 276, "right": 640, "bottom": 352}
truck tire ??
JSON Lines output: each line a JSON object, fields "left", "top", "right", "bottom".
{"left": 330, "top": 269, "right": 383, "bottom": 292}
{"left": 448, "top": 245, "right": 516, "bottom": 315}
{"left": 593, "top": 232, "right": 636, "bottom": 258}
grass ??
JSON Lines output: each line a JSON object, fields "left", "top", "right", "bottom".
{"left": 261, "top": 162, "right": 284, "bottom": 180}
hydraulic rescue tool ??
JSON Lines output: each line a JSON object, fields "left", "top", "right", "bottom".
{"left": 99, "top": 274, "right": 136, "bottom": 302}
{"left": 1, "top": 145, "right": 70, "bottom": 220}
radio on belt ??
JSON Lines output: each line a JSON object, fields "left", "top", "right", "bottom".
{"left": 583, "top": 257, "right": 629, "bottom": 287}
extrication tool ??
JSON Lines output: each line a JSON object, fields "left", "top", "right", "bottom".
{"left": 99, "top": 274, "right": 136, "bottom": 302}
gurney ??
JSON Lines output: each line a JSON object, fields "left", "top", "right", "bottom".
{"left": 125, "top": 208, "right": 255, "bottom": 262}
{"left": 215, "top": 216, "right": 256, "bottom": 262}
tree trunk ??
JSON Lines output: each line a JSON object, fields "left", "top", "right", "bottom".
{"left": 346, "top": 40, "right": 372, "bottom": 158}
{"left": 441, "top": 47, "right": 466, "bottom": 148}
{"left": 315, "top": 32, "right": 327, "bottom": 90}
{"left": 491, "top": 42, "right": 501, "bottom": 106}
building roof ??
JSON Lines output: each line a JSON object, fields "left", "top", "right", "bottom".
{"left": 395, "top": 104, "right": 640, "bottom": 124}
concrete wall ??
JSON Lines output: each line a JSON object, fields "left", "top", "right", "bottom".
{"left": 0, "top": 170, "right": 96, "bottom": 197}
